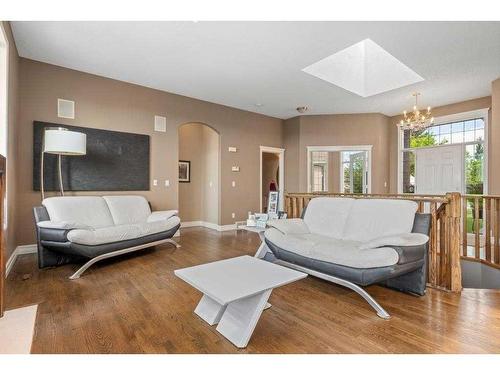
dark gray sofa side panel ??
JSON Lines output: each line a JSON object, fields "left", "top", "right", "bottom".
{"left": 379, "top": 213, "right": 431, "bottom": 296}
{"left": 33, "top": 206, "right": 84, "bottom": 268}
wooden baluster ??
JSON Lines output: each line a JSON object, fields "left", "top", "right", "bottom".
{"left": 496, "top": 199, "right": 500, "bottom": 264}
{"left": 428, "top": 202, "right": 438, "bottom": 286}
{"left": 462, "top": 197, "right": 468, "bottom": 257}
{"left": 447, "top": 192, "right": 462, "bottom": 292}
{"left": 418, "top": 202, "right": 424, "bottom": 213}
{"left": 285, "top": 196, "right": 291, "bottom": 218}
{"left": 485, "top": 198, "right": 491, "bottom": 262}
{"left": 474, "top": 196, "right": 480, "bottom": 259}
{"left": 439, "top": 209, "right": 446, "bottom": 288}
{"left": 298, "top": 197, "right": 304, "bottom": 218}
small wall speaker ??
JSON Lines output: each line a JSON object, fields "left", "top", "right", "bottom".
{"left": 57, "top": 99, "right": 75, "bottom": 119}
{"left": 154, "top": 115, "right": 167, "bottom": 132}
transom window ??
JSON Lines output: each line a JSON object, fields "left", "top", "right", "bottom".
{"left": 402, "top": 118, "right": 484, "bottom": 149}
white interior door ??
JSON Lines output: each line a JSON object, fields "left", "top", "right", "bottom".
{"left": 415, "top": 144, "right": 463, "bottom": 195}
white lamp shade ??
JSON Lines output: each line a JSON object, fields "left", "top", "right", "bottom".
{"left": 44, "top": 129, "right": 87, "bottom": 155}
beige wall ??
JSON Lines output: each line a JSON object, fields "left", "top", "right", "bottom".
{"left": 2, "top": 22, "right": 19, "bottom": 259}
{"left": 283, "top": 116, "right": 300, "bottom": 192}
{"left": 388, "top": 96, "right": 492, "bottom": 193}
{"left": 284, "top": 114, "right": 391, "bottom": 194}
{"left": 15, "top": 58, "right": 282, "bottom": 245}
{"left": 201, "top": 125, "right": 220, "bottom": 224}
{"left": 179, "top": 123, "right": 219, "bottom": 224}
{"left": 261, "top": 152, "right": 279, "bottom": 211}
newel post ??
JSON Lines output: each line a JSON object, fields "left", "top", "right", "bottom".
{"left": 446, "top": 192, "right": 463, "bottom": 292}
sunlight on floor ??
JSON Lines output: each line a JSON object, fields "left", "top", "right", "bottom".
{"left": 0, "top": 304, "right": 38, "bottom": 354}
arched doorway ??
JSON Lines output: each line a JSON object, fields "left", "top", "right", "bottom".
{"left": 178, "top": 122, "right": 220, "bottom": 226}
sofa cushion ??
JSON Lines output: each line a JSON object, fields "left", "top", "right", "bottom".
{"left": 265, "top": 228, "right": 399, "bottom": 269}
{"left": 342, "top": 199, "right": 417, "bottom": 242}
{"left": 267, "top": 218, "right": 310, "bottom": 235}
{"left": 103, "top": 195, "right": 152, "bottom": 225}
{"left": 67, "top": 216, "right": 180, "bottom": 246}
{"left": 303, "top": 197, "right": 354, "bottom": 238}
{"left": 43, "top": 196, "right": 114, "bottom": 229}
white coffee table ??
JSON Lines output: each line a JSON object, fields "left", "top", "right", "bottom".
{"left": 174, "top": 255, "right": 307, "bottom": 348}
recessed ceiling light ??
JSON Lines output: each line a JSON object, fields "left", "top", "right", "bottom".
{"left": 254, "top": 103, "right": 263, "bottom": 107}
{"left": 302, "top": 39, "right": 424, "bottom": 97}
{"left": 296, "top": 106, "right": 309, "bottom": 113}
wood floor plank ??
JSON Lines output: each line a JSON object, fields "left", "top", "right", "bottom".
{"left": 6, "top": 227, "right": 500, "bottom": 354}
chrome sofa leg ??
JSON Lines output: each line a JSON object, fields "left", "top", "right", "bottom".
{"left": 165, "top": 239, "right": 181, "bottom": 248}
{"left": 274, "top": 260, "right": 391, "bottom": 319}
{"left": 69, "top": 238, "right": 179, "bottom": 279}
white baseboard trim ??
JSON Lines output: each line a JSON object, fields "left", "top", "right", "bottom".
{"left": 181, "top": 221, "right": 237, "bottom": 232}
{"left": 6, "top": 244, "right": 37, "bottom": 277}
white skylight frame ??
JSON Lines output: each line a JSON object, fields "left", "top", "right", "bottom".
{"left": 302, "top": 38, "right": 424, "bottom": 97}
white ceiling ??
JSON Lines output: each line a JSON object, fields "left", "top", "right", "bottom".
{"left": 11, "top": 21, "right": 500, "bottom": 119}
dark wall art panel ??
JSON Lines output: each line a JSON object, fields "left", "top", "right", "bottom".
{"left": 33, "top": 121, "right": 150, "bottom": 191}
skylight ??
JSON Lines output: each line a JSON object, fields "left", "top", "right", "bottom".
{"left": 302, "top": 39, "right": 424, "bottom": 97}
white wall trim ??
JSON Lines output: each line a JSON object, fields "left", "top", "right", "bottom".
{"left": 306, "top": 145, "right": 373, "bottom": 193}
{"left": 181, "top": 221, "right": 236, "bottom": 232}
{"left": 259, "top": 146, "right": 285, "bottom": 212}
{"left": 6, "top": 244, "right": 37, "bottom": 276}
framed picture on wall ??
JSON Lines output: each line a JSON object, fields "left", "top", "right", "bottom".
{"left": 179, "top": 160, "right": 191, "bottom": 183}
{"left": 267, "top": 191, "right": 279, "bottom": 218}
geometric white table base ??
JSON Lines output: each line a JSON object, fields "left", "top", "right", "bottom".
{"left": 175, "top": 256, "right": 306, "bottom": 348}
{"left": 195, "top": 295, "right": 227, "bottom": 325}
{"left": 216, "top": 289, "right": 272, "bottom": 348}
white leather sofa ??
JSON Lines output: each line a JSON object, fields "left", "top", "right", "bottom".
{"left": 33, "top": 195, "right": 181, "bottom": 279}
{"left": 264, "top": 197, "right": 431, "bottom": 319}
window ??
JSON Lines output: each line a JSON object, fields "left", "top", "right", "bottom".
{"left": 311, "top": 151, "right": 328, "bottom": 192}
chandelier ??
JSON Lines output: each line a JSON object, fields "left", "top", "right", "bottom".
{"left": 398, "top": 93, "right": 434, "bottom": 131}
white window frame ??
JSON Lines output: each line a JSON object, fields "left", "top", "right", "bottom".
{"left": 397, "top": 108, "right": 490, "bottom": 194}
{"left": 307, "top": 145, "right": 372, "bottom": 193}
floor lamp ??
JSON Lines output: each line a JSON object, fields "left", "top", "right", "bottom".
{"left": 41, "top": 127, "right": 87, "bottom": 201}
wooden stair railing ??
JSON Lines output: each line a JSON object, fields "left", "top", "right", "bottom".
{"left": 284, "top": 192, "right": 462, "bottom": 292}
{"left": 461, "top": 194, "right": 500, "bottom": 270}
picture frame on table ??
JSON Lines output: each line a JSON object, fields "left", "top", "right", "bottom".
{"left": 267, "top": 191, "right": 279, "bottom": 218}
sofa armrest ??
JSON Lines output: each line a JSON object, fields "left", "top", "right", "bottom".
{"left": 391, "top": 244, "right": 428, "bottom": 265}
{"left": 358, "top": 233, "right": 429, "bottom": 250}
{"left": 147, "top": 210, "right": 179, "bottom": 223}
{"left": 266, "top": 218, "right": 310, "bottom": 235}
{"left": 37, "top": 220, "right": 91, "bottom": 230}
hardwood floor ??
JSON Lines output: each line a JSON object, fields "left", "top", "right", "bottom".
{"left": 6, "top": 227, "right": 500, "bottom": 354}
